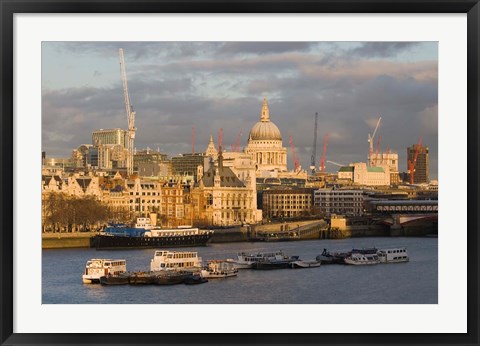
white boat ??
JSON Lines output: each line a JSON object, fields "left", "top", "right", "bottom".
{"left": 377, "top": 247, "right": 409, "bottom": 263}
{"left": 201, "top": 260, "right": 238, "bottom": 279}
{"left": 344, "top": 253, "right": 380, "bottom": 265}
{"left": 150, "top": 250, "right": 202, "bottom": 271}
{"left": 82, "top": 258, "right": 127, "bottom": 284}
{"left": 226, "top": 250, "right": 290, "bottom": 269}
{"left": 290, "top": 260, "right": 321, "bottom": 269}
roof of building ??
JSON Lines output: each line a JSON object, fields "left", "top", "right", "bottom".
{"left": 200, "top": 152, "right": 245, "bottom": 188}
{"left": 367, "top": 166, "right": 384, "bottom": 173}
{"left": 339, "top": 166, "right": 354, "bottom": 172}
{"left": 248, "top": 97, "right": 282, "bottom": 141}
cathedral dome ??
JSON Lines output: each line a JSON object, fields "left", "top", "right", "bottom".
{"left": 249, "top": 121, "right": 282, "bottom": 141}
{"left": 248, "top": 97, "right": 282, "bottom": 141}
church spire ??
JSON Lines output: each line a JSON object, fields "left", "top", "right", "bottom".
{"left": 205, "top": 135, "right": 218, "bottom": 158}
{"left": 260, "top": 97, "right": 270, "bottom": 122}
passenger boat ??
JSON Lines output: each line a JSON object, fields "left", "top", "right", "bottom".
{"left": 93, "top": 218, "right": 214, "bottom": 249}
{"left": 201, "top": 260, "right": 238, "bottom": 279}
{"left": 377, "top": 247, "right": 409, "bottom": 263}
{"left": 82, "top": 258, "right": 127, "bottom": 284}
{"left": 150, "top": 250, "right": 203, "bottom": 272}
{"left": 226, "top": 250, "right": 291, "bottom": 269}
{"left": 344, "top": 253, "right": 380, "bottom": 265}
{"left": 290, "top": 260, "right": 321, "bottom": 269}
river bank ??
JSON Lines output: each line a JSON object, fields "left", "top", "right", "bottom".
{"left": 42, "top": 221, "right": 436, "bottom": 249}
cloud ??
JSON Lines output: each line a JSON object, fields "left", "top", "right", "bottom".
{"left": 349, "top": 42, "right": 420, "bottom": 58}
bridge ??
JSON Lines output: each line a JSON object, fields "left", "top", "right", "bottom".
{"left": 365, "top": 199, "right": 438, "bottom": 234}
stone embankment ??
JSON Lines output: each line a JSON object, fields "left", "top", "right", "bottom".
{"left": 42, "top": 232, "right": 97, "bottom": 249}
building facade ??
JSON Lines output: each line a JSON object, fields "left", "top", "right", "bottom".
{"left": 262, "top": 188, "right": 314, "bottom": 219}
{"left": 407, "top": 144, "right": 429, "bottom": 183}
{"left": 314, "top": 189, "right": 365, "bottom": 216}
{"left": 193, "top": 151, "right": 261, "bottom": 226}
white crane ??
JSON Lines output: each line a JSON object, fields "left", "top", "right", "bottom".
{"left": 326, "top": 160, "right": 345, "bottom": 167}
{"left": 119, "top": 48, "right": 136, "bottom": 176}
{"left": 367, "top": 116, "right": 381, "bottom": 166}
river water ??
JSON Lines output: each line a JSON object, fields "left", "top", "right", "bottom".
{"left": 42, "top": 237, "right": 437, "bottom": 304}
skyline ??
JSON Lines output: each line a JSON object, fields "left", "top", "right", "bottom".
{"left": 42, "top": 41, "right": 438, "bottom": 178}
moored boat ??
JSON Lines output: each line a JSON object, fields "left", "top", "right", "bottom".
{"left": 93, "top": 218, "right": 214, "bottom": 249}
{"left": 150, "top": 250, "right": 202, "bottom": 272}
{"left": 316, "top": 249, "right": 349, "bottom": 264}
{"left": 226, "top": 250, "right": 292, "bottom": 269}
{"left": 201, "top": 260, "right": 238, "bottom": 279}
{"left": 99, "top": 273, "right": 130, "bottom": 285}
{"left": 184, "top": 273, "right": 208, "bottom": 285}
{"left": 344, "top": 253, "right": 380, "bottom": 265}
{"left": 82, "top": 258, "right": 127, "bottom": 284}
{"left": 290, "top": 260, "right": 321, "bottom": 269}
{"left": 377, "top": 247, "right": 409, "bottom": 263}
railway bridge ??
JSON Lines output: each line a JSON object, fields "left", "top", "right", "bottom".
{"left": 366, "top": 199, "right": 438, "bottom": 235}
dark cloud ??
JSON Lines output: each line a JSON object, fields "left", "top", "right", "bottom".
{"left": 349, "top": 42, "right": 420, "bottom": 58}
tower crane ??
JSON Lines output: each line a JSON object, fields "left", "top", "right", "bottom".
{"left": 368, "top": 116, "right": 381, "bottom": 166}
{"left": 408, "top": 136, "right": 423, "bottom": 184}
{"left": 319, "top": 133, "right": 328, "bottom": 172}
{"left": 310, "top": 112, "right": 318, "bottom": 174}
{"left": 119, "top": 48, "right": 136, "bottom": 176}
{"left": 289, "top": 135, "right": 300, "bottom": 171}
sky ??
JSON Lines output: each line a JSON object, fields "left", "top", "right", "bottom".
{"left": 42, "top": 42, "right": 438, "bottom": 178}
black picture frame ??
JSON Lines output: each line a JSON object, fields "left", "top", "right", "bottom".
{"left": 1, "top": 1, "right": 479, "bottom": 345}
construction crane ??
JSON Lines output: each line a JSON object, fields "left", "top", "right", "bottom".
{"left": 310, "top": 112, "right": 318, "bottom": 174}
{"left": 119, "top": 48, "right": 136, "bottom": 176}
{"left": 368, "top": 116, "right": 382, "bottom": 166}
{"left": 408, "top": 136, "right": 423, "bottom": 184}
{"left": 289, "top": 135, "right": 300, "bottom": 171}
{"left": 319, "top": 133, "right": 328, "bottom": 172}
{"left": 232, "top": 130, "right": 242, "bottom": 152}
{"left": 326, "top": 160, "right": 345, "bottom": 167}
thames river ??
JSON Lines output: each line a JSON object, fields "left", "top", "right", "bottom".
{"left": 42, "top": 237, "right": 437, "bottom": 304}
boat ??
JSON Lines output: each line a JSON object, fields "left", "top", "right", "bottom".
{"left": 316, "top": 249, "right": 349, "bottom": 264}
{"left": 92, "top": 217, "right": 214, "bottom": 249}
{"left": 150, "top": 250, "right": 203, "bottom": 272}
{"left": 184, "top": 273, "right": 208, "bottom": 285}
{"left": 128, "top": 271, "right": 157, "bottom": 285}
{"left": 152, "top": 271, "right": 191, "bottom": 285}
{"left": 377, "top": 247, "right": 409, "bottom": 263}
{"left": 351, "top": 247, "right": 378, "bottom": 254}
{"left": 82, "top": 258, "right": 127, "bottom": 284}
{"left": 290, "top": 260, "right": 321, "bottom": 269}
{"left": 200, "top": 260, "right": 238, "bottom": 279}
{"left": 99, "top": 273, "right": 130, "bottom": 285}
{"left": 344, "top": 253, "right": 380, "bottom": 265}
{"left": 226, "top": 250, "right": 292, "bottom": 269}
{"left": 251, "top": 253, "right": 300, "bottom": 270}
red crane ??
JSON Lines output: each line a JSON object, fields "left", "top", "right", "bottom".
{"left": 289, "top": 135, "right": 300, "bottom": 171}
{"left": 408, "top": 136, "right": 423, "bottom": 184}
{"left": 320, "top": 133, "right": 328, "bottom": 172}
{"left": 232, "top": 130, "right": 242, "bottom": 152}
